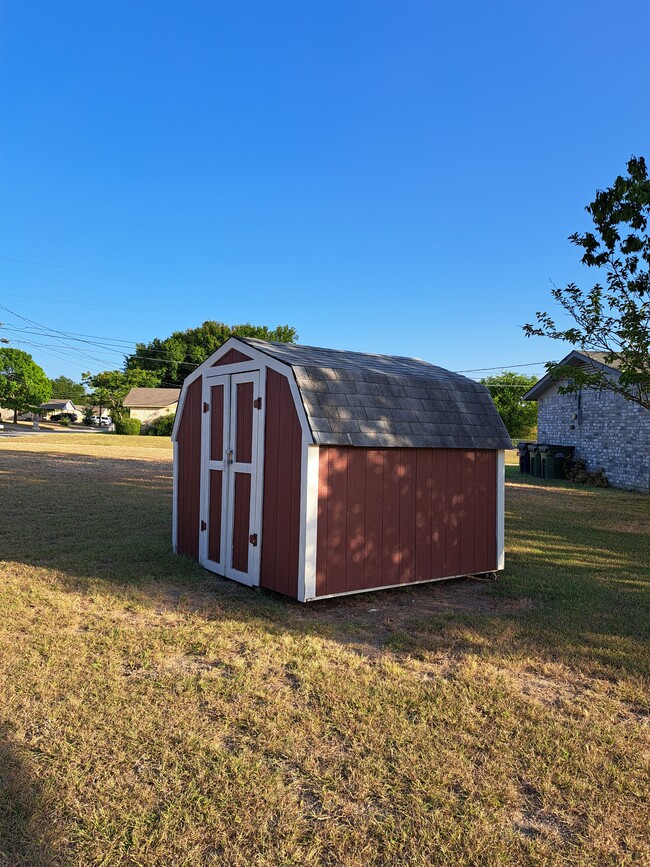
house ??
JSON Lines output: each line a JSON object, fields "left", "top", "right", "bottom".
{"left": 171, "top": 337, "right": 511, "bottom": 602}
{"left": 523, "top": 350, "right": 650, "bottom": 492}
{"left": 123, "top": 387, "right": 180, "bottom": 427}
{"left": 39, "top": 399, "right": 83, "bottom": 419}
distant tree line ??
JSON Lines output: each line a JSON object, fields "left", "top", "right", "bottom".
{"left": 0, "top": 321, "right": 297, "bottom": 424}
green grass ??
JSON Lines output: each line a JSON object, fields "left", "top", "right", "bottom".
{"left": 0, "top": 438, "right": 648, "bottom": 865}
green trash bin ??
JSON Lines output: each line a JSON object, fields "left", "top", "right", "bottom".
{"left": 517, "top": 442, "right": 531, "bottom": 475}
{"left": 539, "top": 445, "right": 550, "bottom": 479}
{"left": 544, "top": 449, "right": 561, "bottom": 480}
{"left": 547, "top": 445, "right": 574, "bottom": 480}
{"left": 529, "top": 445, "right": 541, "bottom": 478}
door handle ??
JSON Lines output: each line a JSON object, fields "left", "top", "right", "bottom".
{"left": 226, "top": 449, "right": 234, "bottom": 464}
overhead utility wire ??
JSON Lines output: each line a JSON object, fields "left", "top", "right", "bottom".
{"left": 1, "top": 303, "right": 548, "bottom": 381}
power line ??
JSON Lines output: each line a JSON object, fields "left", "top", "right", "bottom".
{"left": 456, "top": 361, "right": 549, "bottom": 373}
{"left": 1, "top": 300, "right": 548, "bottom": 385}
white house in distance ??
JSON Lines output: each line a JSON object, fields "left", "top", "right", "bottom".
{"left": 39, "top": 399, "right": 83, "bottom": 419}
{"left": 123, "top": 387, "right": 180, "bottom": 427}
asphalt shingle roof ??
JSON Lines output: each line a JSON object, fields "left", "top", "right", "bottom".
{"left": 238, "top": 338, "right": 512, "bottom": 449}
{"left": 123, "top": 387, "right": 181, "bottom": 408}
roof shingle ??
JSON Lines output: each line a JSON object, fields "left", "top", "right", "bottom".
{"left": 238, "top": 338, "right": 512, "bottom": 449}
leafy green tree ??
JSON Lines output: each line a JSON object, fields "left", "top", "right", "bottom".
{"left": 524, "top": 156, "right": 650, "bottom": 410}
{"left": 0, "top": 348, "right": 52, "bottom": 423}
{"left": 480, "top": 371, "right": 538, "bottom": 439}
{"left": 49, "top": 374, "right": 86, "bottom": 404}
{"left": 82, "top": 368, "right": 161, "bottom": 419}
{"left": 125, "top": 321, "right": 298, "bottom": 386}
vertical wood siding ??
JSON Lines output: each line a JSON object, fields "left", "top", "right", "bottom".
{"left": 316, "top": 447, "right": 497, "bottom": 597}
{"left": 235, "top": 381, "right": 253, "bottom": 462}
{"left": 208, "top": 469, "right": 223, "bottom": 562}
{"left": 212, "top": 348, "right": 252, "bottom": 366}
{"left": 260, "top": 368, "right": 302, "bottom": 597}
{"left": 210, "top": 384, "right": 224, "bottom": 461}
{"left": 176, "top": 377, "right": 202, "bottom": 557}
{"left": 232, "top": 472, "right": 251, "bottom": 572}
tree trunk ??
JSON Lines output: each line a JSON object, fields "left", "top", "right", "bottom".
{"left": 13, "top": 408, "right": 17, "bottom": 424}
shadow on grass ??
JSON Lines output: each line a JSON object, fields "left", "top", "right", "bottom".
{"left": 1, "top": 448, "right": 649, "bottom": 677}
{"left": 0, "top": 728, "right": 60, "bottom": 866}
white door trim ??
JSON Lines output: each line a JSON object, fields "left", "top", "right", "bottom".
{"left": 199, "top": 374, "right": 230, "bottom": 575}
{"left": 199, "top": 370, "right": 261, "bottom": 587}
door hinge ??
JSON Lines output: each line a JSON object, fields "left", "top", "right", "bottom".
{"left": 201, "top": 520, "right": 207, "bottom": 531}
{"left": 203, "top": 402, "right": 209, "bottom": 413}
{"left": 249, "top": 533, "right": 258, "bottom": 546}
{"left": 253, "top": 397, "right": 262, "bottom": 410}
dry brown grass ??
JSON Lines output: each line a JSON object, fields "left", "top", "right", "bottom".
{"left": 0, "top": 437, "right": 648, "bottom": 865}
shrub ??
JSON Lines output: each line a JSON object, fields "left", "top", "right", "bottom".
{"left": 146, "top": 414, "right": 175, "bottom": 437}
{"left": 82, "top": 406, "right": 95, "bottom": 426}
{"left": 114, "top": 417, "right": 141, "bottom": 436}
{"left": 565, "top": 458, "right": 609, "bottom": 487}
{"left": 58, "top": 417, "right": 71, "bottom": 427}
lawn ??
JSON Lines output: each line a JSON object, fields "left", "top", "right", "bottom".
{"left": 0, "top": 436, "right": 648, "bottom": 865}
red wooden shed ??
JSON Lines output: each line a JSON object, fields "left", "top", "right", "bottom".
{"left": 172, "top": 338, "right": 510, "bottom": 601}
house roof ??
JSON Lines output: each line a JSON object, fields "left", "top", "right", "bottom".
{"left": 123, "top": 387, "right": 181, "bottom": 408}
{"left": 237, "top": 337, "right": 512, "bottom": 449}
{"left": 40, "top": 399, "right": 80, "bottom": 411}
{"left": 523, "top": 350, "right": 621, "bottom": 401}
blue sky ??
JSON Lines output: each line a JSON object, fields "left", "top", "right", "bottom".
{"left": 1, "top": 1, "right": 648, "bottom": 383}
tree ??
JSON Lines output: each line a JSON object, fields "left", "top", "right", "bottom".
{"left": 0, "top": 348, "right": 52, "bottom": 423}
{"left": 524, "top": 155, "right": 650, "bottom": 410}
{"left": 125, "top": 321, "right": 298, "bottom": 386}
{"left": 82, "top": 368, "right": 161, "bottom": 419}
{"left": 50, "top": 375, "right": 86, "bottom": 404}
{"left": 480, "top": 371, "right": 538, "bottom": 439}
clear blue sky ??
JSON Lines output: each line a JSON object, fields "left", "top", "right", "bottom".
{"left": 1, "top": 1, "right": 648, "bottom": 383}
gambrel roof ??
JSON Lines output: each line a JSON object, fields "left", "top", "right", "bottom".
{"left": 237, "top": 338, "right": 512, "bottom": 449}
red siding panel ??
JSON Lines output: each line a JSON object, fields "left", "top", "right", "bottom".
{"left": 415, "top": 450, "right": 433, "bottom": 582}
{"left": 208, "top": 470, "right": 223, "bottom": 563}
{"left": 316, "top": 448, "right": 329, "bottom": 596}
{"left": 364, "top": 449, "right": 384, "bottom": 589}
{"left": 445, "top": 450, "right": 462, "bottom": 578}
{"left": 176, "top": 377, "right": 202, "bottom": 557}
{"left": 399, "top": 451, "right": 416, "bottom": 584}
{"left": 260, "top": 368, "right": 302, "bottom": 597}
{"left": 326, "top": 448, "right": 347, "bottom": 595}
{"left": 486, "top": 450, "right": 497, "bottom": 570}
{"left": 235, "top": 381, "right": 253, "bottom": 463}
{"left": 381, "top": 449, "right": 400, "bottom": 586}
{"left": 212, "top": 348, "right": 252, "bottom": 366}
{"left": 210, "top": 384, "right": 224, "bottom": 461}
{"left": 345, "top": 448, "right": 366, "bottom": 593}
{"left": 460, "top": 451, "right": 476, "bottom": 576}
{"left": 315, "top": 447, "right": 499, "bottom": 597}
{"left": 232, "top": 472, "right": 251, "bottom": 573}
{"left": 430, "top": 450, "right": 448, "bottom": 578}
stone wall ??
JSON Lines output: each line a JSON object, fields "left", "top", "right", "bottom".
{"left": 537, "top": 388, "right": 650, "bottom": 492}
{"left": 128, "top": 405, "right": 177, "bottom": 428}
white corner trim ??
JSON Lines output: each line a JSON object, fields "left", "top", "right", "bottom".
{"left": 497, "top": 449, "right": 505, "bottom": 570}
{"left": 299, "top": 444, "right": 320, "bottom": 602}
{"left": 172, "top": 440, "right": 179, "bottom": 552}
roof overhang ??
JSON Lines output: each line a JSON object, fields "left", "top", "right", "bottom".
{"left": 523, "top": 350, "right": 620, "bottom": 401}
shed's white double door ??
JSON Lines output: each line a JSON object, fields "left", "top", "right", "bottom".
{"left": 199, "top": 371, "right": 261, "bottom": 585}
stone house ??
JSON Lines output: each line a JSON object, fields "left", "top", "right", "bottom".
{"left": 523, "top": 350, "right": 650, "bottom": 492}
{"left": 123, "top": 387, "right": 180, "bottom": 428}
